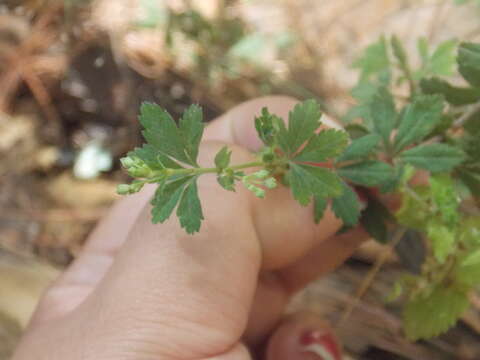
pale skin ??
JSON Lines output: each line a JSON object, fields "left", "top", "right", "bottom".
{"left": 13, "top": 96, "right": 372, "bottom": 360}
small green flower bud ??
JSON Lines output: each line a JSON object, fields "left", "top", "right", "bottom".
{"left": 253, "top": 170, "right": 269, "bottom": 179}
{"left": 117, "top": 184, "right": 131, "bottom": 195}
{"left": 120, "top": 157, "right": 136, "bottom": 169}
{"left": 128, "top": 166, "right": 151, "bottom": 178}
{"left": 130, "top": 181, "right": 145, "bottom": 193}
{"left": 253, "top": 187, "right": 266, "bottom": 198}
{"left": 264, "top": 177, "right": 277, "bottom": 189}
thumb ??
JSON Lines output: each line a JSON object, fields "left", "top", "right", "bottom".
{"left": 265, "top": 313, "right": 342, "bottom": 360}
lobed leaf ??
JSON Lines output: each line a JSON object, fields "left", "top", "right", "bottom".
{"left": 331, "top": 182, "right": 361, "bottom": 226}
{"left": 458, "top": 42, "right": 480, "bottom": 88}
{"left": 420, "top": 77, "right": 480, "bottom": 106}
{"left": 294, "top": 129, "right": 349, "bottom": 163}
{"left": 337, "top": 134, "right": 382, "bottom": 163}
{"left": 313, "top": 196, "right": 328, "bottom": 224}
{"left": 394, "top": 95, "right": 444, "bottom": 152}
{"left": 151, "top": 176, "right": 192, "bottom": 224}
{"left": 176, "top": 179, "right": 204, "bottom": 234}
{"left": 404, "top": 286, "right": 469, "bottom": 341}
{"left": 400, "top": 143, "right": 466, "bottom": 173}
{"left": 179, "top": 104, "right": 204, "bottom": 166}
{"left": 214, "top": 146, "right": 232, "bottom": 170}
{"left": 288, "top": 163, "right": 342, "bottom": 206}
{"left": 278, "top": 100, "right": 322, "bottom": 156}
{"left": 337, "top": 161, "right": 395, "bottom": 187}
{"left": 140, "top": 102, "right": 204, "bottom": 167}
{"left": 370, "top": 87, "right": 397, "bottom": 146}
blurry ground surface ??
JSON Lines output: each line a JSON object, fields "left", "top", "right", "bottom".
{"left": 2, "top": 0, "right": 480, "bottom": 359}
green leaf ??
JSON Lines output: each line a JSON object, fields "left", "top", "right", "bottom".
{"left": 140, "top": 102, "right": 204, "bottom": 166}
{"left": 430, "top": 174, "right": 460, "bottom": 227}
{"left": 338, "top": 134, "right": 382, "bottom": 163}
{"left": 360, "top": 196, "right": 392, "bottom": 243}
{"left": 400, "top": 143, "right": 466, "bottom": 173}
{"left": 337, "top": 161, "right": 395, "bottom": 187}
{"left": 140, "top": 102, "right": 189, "bottom": 164}
{"left": 288, "top": 163, "right": 342, "bottom": 206}
{"left": 353, "top": 36, "right": 390, "bottom": 81}
{"left": 404, "top": 286, "right": 469, "bottom": 341}
{"left": 151, "top": 176, "right": 192, "bottom": 224}
{"left": 455, "top": 261, "right": 480, "bottom": 287}
{"left": 176, "top": 178, "right": 204, "bottom": 234}
{"left": 394, "top": 95, "right": 444, "bottom": 152}
{"left": 428, "top": 39, "right": 457, "bottom": 77}
{"left": 396, "top": 185, "right": 430, "bottom": 230}
{"left": 458, "top": 42, "right": 480, "bottom": 88}
{"left": 420, "top": 77, "right": 480, "bottom": 106}
{"left": 313, "top": 196, "right": 328, "bottom": 223}
{"left": 179, "top": 104, "right": 204, "bottom": 166}
{"left": 214, "top": 146, "right": 232, "bottom": 170}
{"left": 254, "top": 107, "right": 282, "bottom": 146}
{"left": 129, "top": 144, "right": 183, "bottom": 170}
{"left": 370, "top": 87, "right": 397, "bottom": 146}
{"left": 427, "top": 221, "right": 455, "bottom": 263}
{"left": 294, "top": 129, "right": 349, "bottom": 163}
{"left": 461, "top": 248, "right": 480, "bottom": 267}
{"left": 217, "top": 173, "right": 235, "bottom": 191}
{"left": 332, "top": 182, "right": 361, "bottom": 226}
{"left": 278, "top": 100, "right": 322, "bottom": 156}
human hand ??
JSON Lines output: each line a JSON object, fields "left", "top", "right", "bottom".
{"left": 13, "top": 96, "right": 370, "bottom": 360}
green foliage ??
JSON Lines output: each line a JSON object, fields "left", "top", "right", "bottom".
{"left": 399, "top": 143, "right": 465, "bottom": 172}
{"left": 393, "top": 95, "right": 444, "bottom": 152}
{"left": 458, "top": 42, "right": 480, "bottom": 87}
{"left": 332, "top": 182, "right": 361, "bottom": 226}
{"left": 404, "top": 286, "right": 469, "bottom": 341}
{"left": 370, "top": 88, "right": 397, "bottom": 146}
{"left": 119, "top": 37, "right": 480, "bottom": 340}
{"left": 337, "top": 134, "right": 382, "bottom": 162}
{"left": 214, "top": 146, "right": 232, "bottom": 170}
{"left": 337, "top": 161, "right": 395, "bottom": 187}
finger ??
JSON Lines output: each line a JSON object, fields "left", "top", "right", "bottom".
{"left": 265, "top": 312, "right": 342, "bottom": 360}
{"left": 277, "top": 227, "right": 369, "bottom": 293}
{"left": 33, "top": 96, "right": 299, "bottom": 323}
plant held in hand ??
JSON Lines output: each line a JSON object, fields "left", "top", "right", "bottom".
{"left": 118, "top": 38, "right": 480, "bottom": 342}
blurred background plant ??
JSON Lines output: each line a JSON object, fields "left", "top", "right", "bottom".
{"left": 2, "top": 0, "right": 480, "bottom": 359}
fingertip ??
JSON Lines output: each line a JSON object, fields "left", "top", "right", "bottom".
{"left": 265, "top": 312, "right": 342, "bottom": 360}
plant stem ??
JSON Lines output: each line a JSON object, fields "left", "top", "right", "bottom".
{"left": 163, "top": 160, "right": 266, "bottom": 177}
{"left": 337, "top": 226, "right": 407, "bottom": 329}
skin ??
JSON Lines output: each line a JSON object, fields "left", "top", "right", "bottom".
{"left": 13, "top": 96, "right": 371, "bottom": 360}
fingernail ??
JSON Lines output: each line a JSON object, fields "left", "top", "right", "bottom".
{"left": 299, "top": 330, "right": 342, "bottom": 360}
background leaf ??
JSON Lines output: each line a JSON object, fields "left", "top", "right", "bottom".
{"left": 338, "top": 161, "right": 395, "bottom": 187}
{"left": 404, "top": 287, "right": 469, "bottom": 341}
{"left": 394, "top": 95, "right": 444, "bottom": 152}
{"left": 295, "top": 129, "right": 348, "bottom": 162}
{"left": 458, "top": 42, "right": 480, "bottom": 88}
{"left": 420, "top": 77, "right": 480, "bottom": 106}
{"left": 288, "top": 163, "right": 342, "bottom": 206}
{"left": 338, "top": 134, "right": 381, "bottom": 162}
{"left": 332, "top": 182, "right": 361, "bottom": 226}
{"left": 370, "top": 87, "right": 397, "bottom": 146}
{"left": 400, "top": 143, "right": 465, "bottom": 172}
